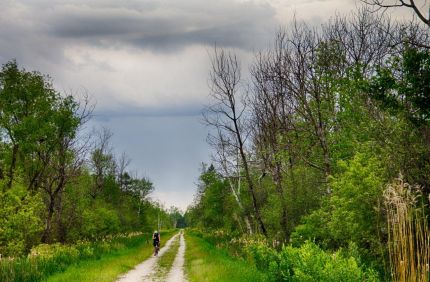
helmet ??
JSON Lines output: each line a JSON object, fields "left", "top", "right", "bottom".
{"left": 154, "top": 230, "right": 158, "bottom": 234}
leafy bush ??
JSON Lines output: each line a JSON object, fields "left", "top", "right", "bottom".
{"left": 291, "top": 152, "right": 386, "bottom": 263}
{"left": 81, "top": 206, "right": 121, "bottom": 239}
{"left": 273, "top": 242, "right": 379, "bottom": 282}
{"left": 190, "top": 229, "right": 380, "bottom": 281}
{"left": 0, "top": 184, "right": 44, "bottom": 257}
{"left": 244, "top": 240, "right": 279, "bottom": 272}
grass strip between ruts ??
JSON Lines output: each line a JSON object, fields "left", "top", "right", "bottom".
{"left": 46, "top": 230, "right": 177, "bottom": 282}
{"left": 153, "top": 233, "right": 181, "bottom": 279}
{"left": 184, "top": 232, "right": 269, "bottom": 282}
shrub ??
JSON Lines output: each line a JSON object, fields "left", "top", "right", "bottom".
{"left": 0, "top": 184, "right": 44, "bottom": 257}
{"left": 267, "top": 242, "right": 379, "bottom": 281}
{"left": 81, "top": 206, "right": 120, "bottom": 239}
{"left": 291, "top": 152, "right": 386, "bottom": 264}
{"left": 190, "top": 229, "right": 380, "bottom": 281}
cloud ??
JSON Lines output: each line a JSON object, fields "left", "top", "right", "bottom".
{"left": 0, "top": 0, "right": 278, "bottom": 113}
{"left": 2, "top": 0, "right": 277, "bottom": 53}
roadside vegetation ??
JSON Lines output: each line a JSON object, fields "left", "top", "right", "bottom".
{"left": 186, "top": 6, "right": 430, "bottom": 282}
{"left": 184, "top": 231, "right": 269, "bottom": 282}
{"left": 46, "top": 230, "right": 176, "bottom": 282}
{"left": 1, "top": 230, "right": 177, "bottom": 282}
{"left": 0, "top": 230, "right": 173, "bottom": 282}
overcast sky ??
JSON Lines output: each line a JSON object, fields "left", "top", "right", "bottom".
{"left": 0, "top": 0, "right": 413, "bottom": 210}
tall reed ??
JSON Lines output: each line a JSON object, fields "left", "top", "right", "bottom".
{"left": 384, "top": 177, "right": 429, "bottom": 282}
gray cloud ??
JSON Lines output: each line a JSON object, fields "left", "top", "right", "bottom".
{"left": 2, "top": 0, "right": 277, "bottom": 53}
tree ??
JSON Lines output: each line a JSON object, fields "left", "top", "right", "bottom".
{"left": 89, "top": 127, "right": 116, "bottom": 199}
{"left": 250, "top": 31, "right": 295, "bottom": 239}
{"left": 40, "top": 94, "right": 91, "bottom": 243}
{"left": 0, "top": 60, "right": 58, "bottom": 190}
{"left": 0, "top": 60, "right": 92, "bottom": 243}
{"left": 204, "top": 47, "right": 268, "bottom": 236}
{"left": 362, "top": 0, "right": 430, "bottom": 27}
{"left": 116, "top": 152, "right": 131, "bottom": 191}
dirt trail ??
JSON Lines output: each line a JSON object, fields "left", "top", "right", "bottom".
{"left": 116, "top": 232, "right": 180, "bottom": 282}
{"left": 116, "top": 231, "right": 187, "bottom": 282}
{"left": 166, "top": 230, "right": 186, "bottom": 282}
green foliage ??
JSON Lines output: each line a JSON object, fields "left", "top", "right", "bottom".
{"left": 186, "top": 165, "right": 235, "bottom": 232}
{"left": 292, "top": 152, "right": 386, "bottom": 262}
{"left": 0, "top": 232, "right": 153, "bottom": 282}
{"left": 328, "top": 153, "right": 385, "bottom": 248}
{"left": 81, "top": 205, "right": 121, "bottom": 239}
{"left": 189, "top": 229, "right": 379, "bottom": 281}
{"left": 0, "top": 60, "right": 179, "bottom": 257}
{"left": 0, "top": 184, "right": 44, "bottom": 257}
{"left": 271, "top": 242, "right": 379, "bottom": 282}
{"left": 369, "top": 47, "right": 430, "bottom": 125}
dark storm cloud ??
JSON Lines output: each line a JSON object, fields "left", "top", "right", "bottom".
{"left": 8, "top": 0, "right": 278, "bottom": 52}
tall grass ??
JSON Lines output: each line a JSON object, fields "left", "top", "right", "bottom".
{"left": 46, "top": 229, "right": 177, "bottom": 282}
{"left": 184, "top": 232, "right": 269, "bottom": 282}
{"left": 384, "top": 177, "right": 430, "bottom": 282}
{"left": 0, "top": 232, "right": 152, "bottom": 282}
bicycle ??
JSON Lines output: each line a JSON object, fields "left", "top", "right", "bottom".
{"left": 154, "top": 241, "right": 160, "bottom": 256}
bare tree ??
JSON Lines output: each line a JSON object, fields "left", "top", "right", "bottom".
{"left": 322, "top": 9, "right": 399, "bottom": 74}
{"left": 204, "top": 47, "right": 268, "bottom": 236}
{"left": 116, "top": 151, "right": 131, "bottom": 191}
{"left": 250, "top": 31, "right": 296, "bottom": 239}
{"left": 89, "top": 127, "right": 116, "bottom": 199}
{"left": 362, "top": 0, "right": 430, "bottom": 26}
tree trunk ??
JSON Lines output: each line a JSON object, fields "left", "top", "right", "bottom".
{"left": 273, "top": 163, "right": 289, "bottom": 240}
{"left": 241, "top": 154, "right": 267, "bottom": 236}
{"left": 7, "top": 143, "right": 18, "bottom": 189}
{"left": 42, "top": 196, "right": 55, "bottom": 243}
{"left": 228, "top": 179, "right": 253, "bottom": 234}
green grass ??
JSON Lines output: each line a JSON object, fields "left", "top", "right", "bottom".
{"left": 184, "top": 232, "right": 269, "bottom": 282}
{"left": 46, "top": 230, "right": 177, "bottom": 282}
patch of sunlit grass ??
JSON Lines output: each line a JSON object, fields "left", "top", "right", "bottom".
{"left": 184, "top": 232, "right": 268, "bottom": 282}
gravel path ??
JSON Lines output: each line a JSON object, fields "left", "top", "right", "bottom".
{"left": 116, "top": 232, "right": 180, "bottom": 282}
{"left": 165, "top": 231, "right": 187, "bottom": 282}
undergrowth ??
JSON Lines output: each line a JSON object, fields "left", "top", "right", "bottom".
{"left": 0, "top": 231, "right": 172, "bottom": 282}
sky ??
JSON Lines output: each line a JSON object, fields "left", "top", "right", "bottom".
{"left": 0, "top": 0, "right": 413, "bottom": 210}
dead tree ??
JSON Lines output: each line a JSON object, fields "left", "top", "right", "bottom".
{"left": 250, "top": 31, "right": 296, "bottom": 239}
{"left": 116, "top": 152, "right": 131, "bottom": 191}
{"left": 204, "top": 47, "right": 268, "bottom": 237}
{"left": 362, "top": 0, "right": 430, "bottom": 27}
{"left": 89, "top": 127, "right": 116, "bottom": 199}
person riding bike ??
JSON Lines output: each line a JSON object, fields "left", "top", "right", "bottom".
{"left": 153, "top": 230, "right": 160, "bottom": 256}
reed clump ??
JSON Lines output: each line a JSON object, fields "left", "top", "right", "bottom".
{"left": 384, "top": 177, "right": 430, "bottom": 282}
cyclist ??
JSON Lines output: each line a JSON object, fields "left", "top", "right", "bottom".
{"left": 153, "top": 230, "right": 160, "bottom": 256}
